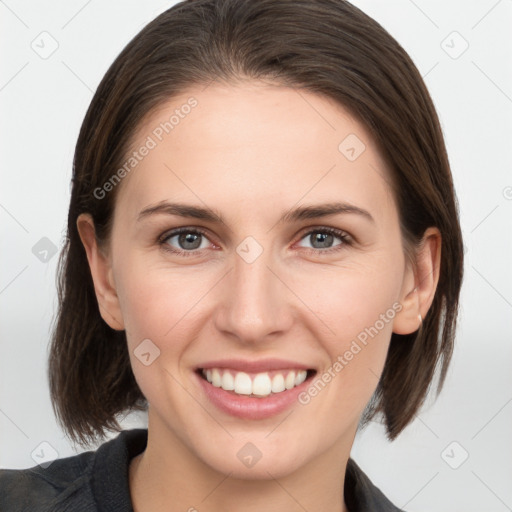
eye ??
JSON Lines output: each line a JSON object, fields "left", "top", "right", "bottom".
{"left": 296, "top": 227, "right": 352, "bottom": 254}
{"left": 158, "top": 225, "right": 353, "bottom": 258}
{"left": 159, "top": 227, "right": 214, "bottom": 257}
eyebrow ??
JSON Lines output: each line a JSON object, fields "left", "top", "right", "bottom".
{"left": 137, "top": 201, "right": 375, "bottom": 225}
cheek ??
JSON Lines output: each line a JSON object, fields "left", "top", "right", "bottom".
{"left": 116, "top": 245, "right": 404, "bottom": 349}
{"left": 117, "top": 265, "right": 204, "bottom": 344}
{"left": 291, "top": 287, "right": 399, "bottom": 433}
{"left": 290, "top": 255, "right": 404, "bottom": 401}
{"left": 295, "top": 255, "right": 403, "bottom": 343}
{"left": 114, "top": 261, "right": 210, "bottom": 404}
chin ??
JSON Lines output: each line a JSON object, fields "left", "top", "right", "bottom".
{"left": 186, "top": 428, "right": 318, "bottom": 481}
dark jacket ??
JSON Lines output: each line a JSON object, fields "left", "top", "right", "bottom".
{"left": 0, "top": 428, "right": 404, "bottom": 511}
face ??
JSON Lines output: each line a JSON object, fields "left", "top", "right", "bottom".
{"left": 80, "top": 80, "right": 429, "bottom": 479}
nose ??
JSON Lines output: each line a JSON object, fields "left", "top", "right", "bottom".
{"left": 213, "top": 240, "right": 294, "bottom": 345}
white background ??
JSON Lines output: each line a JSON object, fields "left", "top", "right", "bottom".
{"left": 1, "top": 1, "right": 511, "bottom": 511}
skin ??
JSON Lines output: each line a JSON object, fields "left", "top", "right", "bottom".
{"left": 77, "top": 80, "right": 441, "bottom": 512}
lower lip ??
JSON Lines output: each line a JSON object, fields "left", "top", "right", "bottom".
{"left": 195, "top": 370, "right": 314, "bottom": 420}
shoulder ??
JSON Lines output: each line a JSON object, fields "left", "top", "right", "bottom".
{"left": 345, "top": 458, "right": 405, "bottom": 512}
{"left": 0, "top": 450, "right": 96, "bottom": 512}
{"left": 0, "top": 428, "right": 147, "bottom": 512}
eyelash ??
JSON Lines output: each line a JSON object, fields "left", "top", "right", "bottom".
{"left": 158, "top": 226, "right": 353, "bottom": 258}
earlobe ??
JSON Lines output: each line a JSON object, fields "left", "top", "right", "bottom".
{"left": 76, "top": 213, "right": 125, "bottom": 331}
{"left": 393, "top": 227, "right": 441, "bottom": 335}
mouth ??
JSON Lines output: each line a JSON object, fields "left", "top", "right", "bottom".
{"left": 193, "top": 358, "right": 319, "bottom": 419}
{"left": 195, "top": 367, "right": 317, "bottom": 398}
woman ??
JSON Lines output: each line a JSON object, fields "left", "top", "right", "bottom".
{"left": 0, "top": 0, "right": 463, "bottom": 510}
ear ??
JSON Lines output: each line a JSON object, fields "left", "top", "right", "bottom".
{"left": 393, "top": 227, "right": 441, "bottom": 335}
{"left": 76, "top": 213, "right": 125, "bottom": 331}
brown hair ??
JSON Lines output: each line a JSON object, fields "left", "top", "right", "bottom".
{"left": 49, "top": 0, "right": 464, "bottom": 447}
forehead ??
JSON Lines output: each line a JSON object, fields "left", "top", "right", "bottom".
{"left": 115, "top": 80, "right": 396, "bottom": 224}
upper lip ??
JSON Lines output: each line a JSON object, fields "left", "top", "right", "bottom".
{"left": 197, "top": 358, "right": 315, "bottom": 373}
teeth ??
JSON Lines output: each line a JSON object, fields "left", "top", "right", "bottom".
{"left": 234, "top": 372, "right": 252, "bottom": 395}
{"left": 271, "top": 373, "right": 285, "bottom": 393}
{"left": 201, "top": 368, "right": 309, "bottom": 397}
{"left": 252, "top": 373, "right": 272, "bottom": 396}
{"left": 221, "top": 371, "right": 234, "bottom": 391}
{"left": 211, "top": 368, "right": 222, "bottom": 387}
{"left": 295, "top": 371, "right": 307, "bottom": 386}
{"left": 285, "top": 372, "right": 296, "bottom": 390}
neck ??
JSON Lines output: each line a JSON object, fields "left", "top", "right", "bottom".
{"left": 129, "top": 413, "right": 353, "bottom": 512}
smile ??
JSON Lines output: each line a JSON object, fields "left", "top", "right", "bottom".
{"left": 200, "top": 368, "right": 314, "bottom": 397}
{"left": 194, "top": 358, "right": 318, "bottom": 419}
